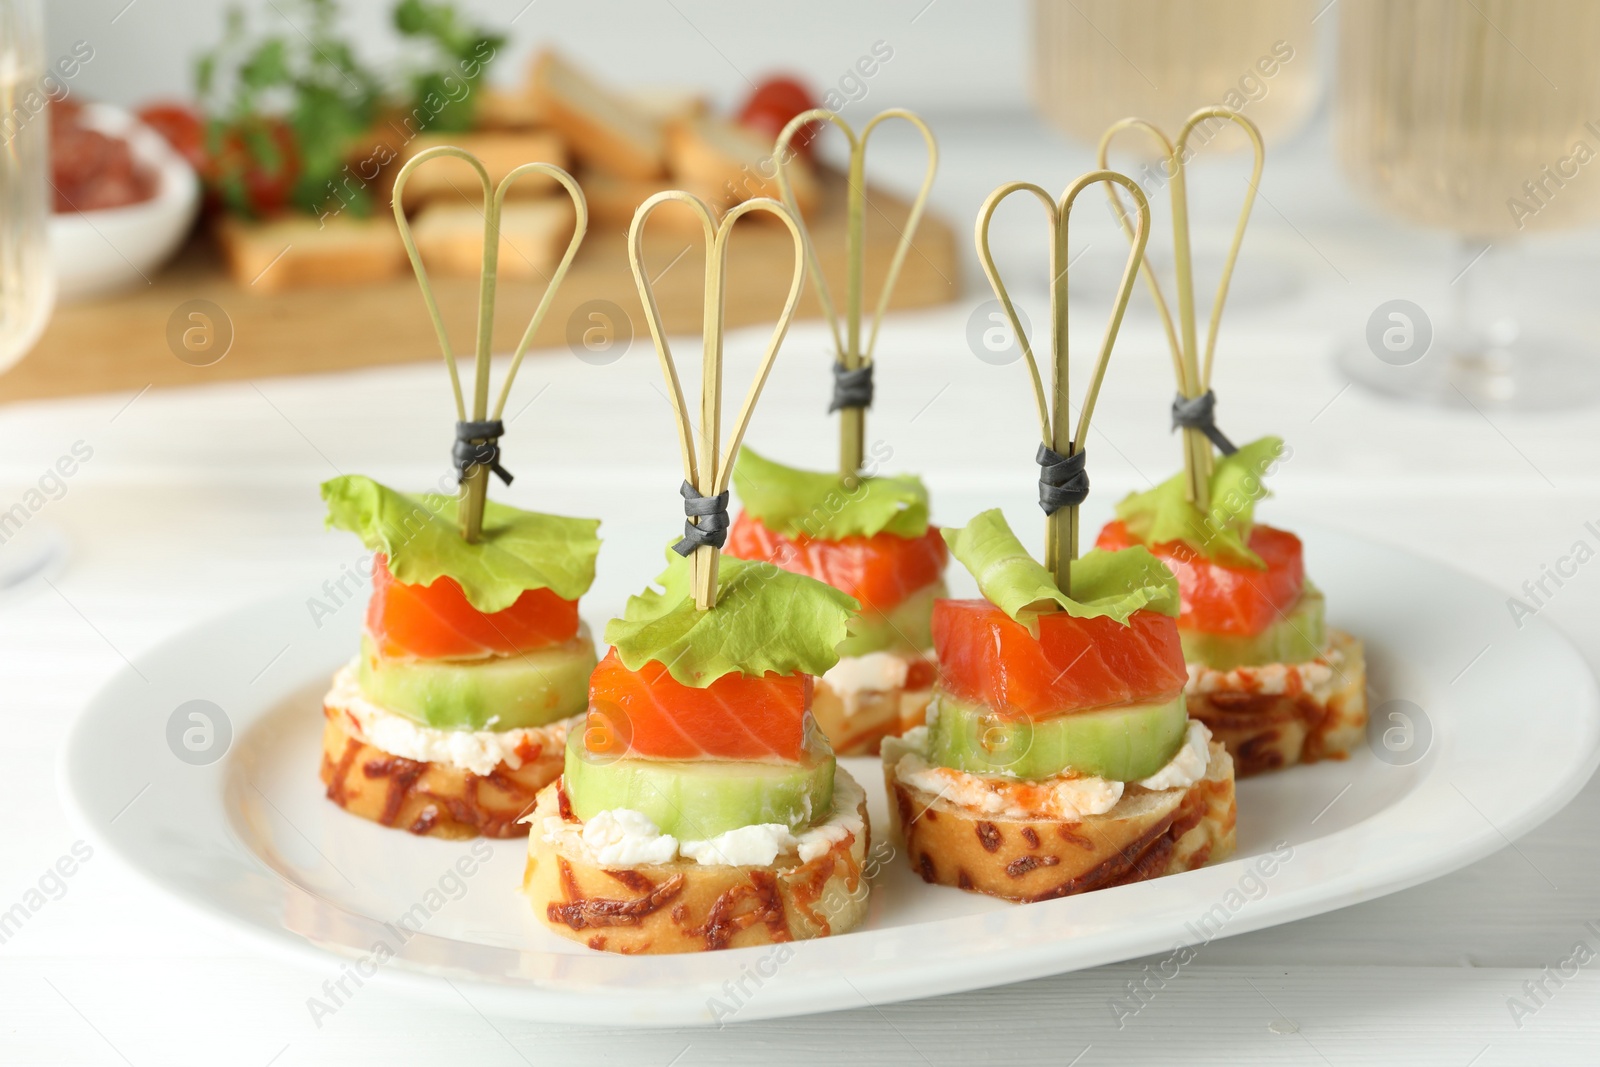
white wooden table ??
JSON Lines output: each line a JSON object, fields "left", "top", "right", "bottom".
{"left": 3, "top": 114, "right": 1599, "bottom": 1065}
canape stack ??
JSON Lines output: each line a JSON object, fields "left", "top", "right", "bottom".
{"left": 311, "top": 103, "right": 1367, "bottom": 935}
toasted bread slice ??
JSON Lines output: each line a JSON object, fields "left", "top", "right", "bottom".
{"left": 410, "top": 198, "right": 576, "bottom": 279}
{"left": 476, "top": 85, "right": 548, "bottom": 130}
{"left": 666, "top": 114, "right": 819, "bottom": 216}
{"left": 531, "top": 50, "right": 666, "bottom": 179}
{"left": 883, "top": 734, "right": 1235, "bottom": 902}
{"left": 393, "top": 131, "right": 568, "bottom": 209}
{"left": 524, "top": 771, "right": 870, "bottom": 953}
{"left": 1186, "top": 629, "right": 1367, "bottom": 777}
{"left": 622, "top": 87, "right": 709, "bottom": 125}
{"left": 319, "top": 692, "right": 568, "bottom": 840}
{"left": 215, "top": 214, "right": 405, "bottom": 292}
{"left": 810, "top": 652, "right": 934, "bottom": 756}
{"left": 579, "top": 170, "right": 728, "bottom": 231}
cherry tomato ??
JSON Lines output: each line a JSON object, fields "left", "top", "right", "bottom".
{"left": 738, "top": 75, "right": 820, "bottom": 159}
{"left": 206, "top": 116, "right": 300, "bottom": 217}
{"left": 136, "top": 102, "right": 208, "bottom": 174}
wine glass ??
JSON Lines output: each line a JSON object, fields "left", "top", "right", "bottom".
{"left": 1032, "top": 0, "right": 1321, "bottom": 150}
{"left": 1030, "top": 0, "right": 1323, "bottom": 309}
{"left": 1335, "top": 0, "right": 1600, "bottom": 408}
{"left": 1, "top": 0, "right": 65, "bottom": 594}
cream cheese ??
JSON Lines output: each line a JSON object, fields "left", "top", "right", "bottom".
{"left": 821, "top": 650, "right": 918, "bottom": 718}
{"left": 679, "top": 824, "right": 796, "bottom": 867}
{"left": 541, "top": 774, "right": 866, "bottom": 868}
{"left": 823, "top": 650, "right": 912, "bottom": 695}
{"left": 1187, "top": 647, "right": 1343, "bottom": 702}
{"left": 578, "top": 809, "right": 680, "bottom": 866}
{"left": 892, "top": 719, "right": 1214, "bottom": 822}
{"left": 1134, "top": 720, "right": 1213, "bottom": 791}
{"left": 326, "top": 662, "right": 568, "bottom": 776}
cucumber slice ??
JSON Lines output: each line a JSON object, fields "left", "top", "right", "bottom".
{"left": 1180, "top": 583, "right": 1326, "bottom": 671}
{"left": 563, "top": 730, "right": 835, "bottom": 839}
{"left": 836, "top": 580, "right": 944, "bottom": 657}
{"left": 357, "top": 630, "right": 595, "bottom": 731}
{"left": 927, "top": 691, "right": 1189, "bottom": 781}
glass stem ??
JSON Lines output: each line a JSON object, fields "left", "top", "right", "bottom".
{"left": 1449, "top": 237, "right": 1490, "bottom": 362}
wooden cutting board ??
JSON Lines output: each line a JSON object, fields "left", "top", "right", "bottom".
{"left": 3, "top": 169, "right": 959, "bottom": 402}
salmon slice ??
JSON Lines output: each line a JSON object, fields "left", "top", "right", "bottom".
{"left": 933, "top": 599, "right": 1188, "bottom": 720}
{"left": 1096, "top": 521, "right": 1304, "bottom": 637}
{"left": 585, "top": 649, "right": 814, "bottom": 762}
{"left": 365, "top": 553, "right": 580, "bottom": 660}
{"left": 725, "top": 511, "right": 948, "bottom": 613}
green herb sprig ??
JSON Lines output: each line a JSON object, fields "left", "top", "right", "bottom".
{"left": 393, "top": 0, "right": 505, "bottom": 134}
{"left": 194, "top": 0, "right": 503, "bottom": 220}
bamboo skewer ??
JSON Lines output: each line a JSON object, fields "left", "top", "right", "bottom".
{"left": 1096, "top": 108, "right": 1265, "bottom": 512}
{"left": 391, "top": 147, "right": 590, "bottom": 542}
{"left": 773, "top": 109, "right": 938, "bottom": 478}
{"left": 974, "top": 171, "right": 1152, "bottom": 597}
{"left": 627, "top": 193, "right": 808, "bottom": 611}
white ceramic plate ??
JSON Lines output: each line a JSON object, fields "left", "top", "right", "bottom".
{"left": 59, "top": 520, "right": 1600, "bottom": 1026}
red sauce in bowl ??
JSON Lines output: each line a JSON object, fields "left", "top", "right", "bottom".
{"left": 50, "top": 101, "right": 158, "bottom": 213}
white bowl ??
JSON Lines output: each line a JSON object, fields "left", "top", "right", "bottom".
{"left": 47, "top": 102, "right": 201, "bottom": 300}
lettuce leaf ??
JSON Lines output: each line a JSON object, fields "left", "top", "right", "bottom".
{"left": 731, "top": 446, "right": 929, "bottom": 539}
{"left": 605, "top": 549, "right": 860, "bottom": 687}
{"left": 1113, "top": 436, "right": 1285, "bottom": 568}
{"left": 321, "top": 474, "right": 601, "bottom": 613}
{"left": 942, "top": 508, "right": 1179, "bottom": 634}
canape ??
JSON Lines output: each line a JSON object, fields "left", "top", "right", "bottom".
{"left": 883, "top": 510, "right": 1236, "bottom": 901}
{"left": 1096, "top": 439, "right": 1367, "bottom": 776}
{"left": 526, "top": 185, "right": 865, "bottom": 953}
{"left": 524, "top": 549, "right": 871, "bottom": 953}
{"left": 902, "top": 165, "right": 1235, "bottom": 900}
{"left": 1090, "top": 109, "right": 1364, "bottom": 775}
{"left": 319, "top": 476, "right": 601, "bottom": 838}
{"left": 725, "top": 447, "right": 948, "bottom": 755}
{"left": 746, "top": 106, "right": 942, "bottom": 756}
{"left": 316, "top": 149, "right": 598, "bottom": 834}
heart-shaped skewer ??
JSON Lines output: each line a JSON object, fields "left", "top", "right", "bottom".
{"left": 974, "top": 171, "right": 1152, "bottom": 596}
{"left": 628, "top": 192, "right": 807, "bottom": 610}
{"left": 1097, "top": 109, "right": 1265, "bottom": 509}
{"left": 773, "top": 108, "right": 938, "bottom": 476}
{"left": 391, "top": 147, "right": 589, "bottom": 541}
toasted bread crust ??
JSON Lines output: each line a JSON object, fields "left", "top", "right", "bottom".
{"left": 810, "top": 676, "right": 932, "bottom": 756}
{"left": 579, "top": 171, "right": 727, "bottom": 230}
{"left": 318, "top": 709, "right": 565, "bottom": 840}
{"left": 885, "top": 741, "right": 1235, "bottom": 902}
{"left": 215, "top": 215, "right": 404, "bottom": 292}
{"left": 665, "top": 115, "right": 820, "bottom": 215}
{"left": 411, "top": 198, "right": 576, "bottom": 280}
{"left": 392, "top": 131, "right": 568, "bottom": 209}
{"left": 1186, "top": 629, "right": 1367, "bottom": 777}
{"left": 531, "top": 51, "right": 665, "bottom": 179}
{"left": 524, "top": 772, "right": 871, "bottom": 954}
